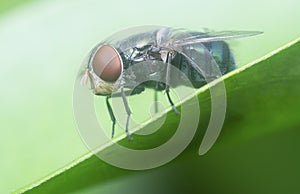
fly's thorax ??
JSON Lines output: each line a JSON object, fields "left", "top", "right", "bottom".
{"left": 87, "top": 44, "right": 124, "bottom": 96}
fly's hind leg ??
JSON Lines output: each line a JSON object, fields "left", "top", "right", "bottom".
{"left": 121, "top": 87, "right": 132, "bottom": 140}
{"left": 165, "top": 52, "right": 180, "bottom": 115}
{"left": 106, "top": 96, "right": 116, "bottom": 138}
{"left": 154, "top": 83, "right": 159, "bottom": 113}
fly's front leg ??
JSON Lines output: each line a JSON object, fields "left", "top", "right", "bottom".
{"left": 121, "top": 87, "right": 132, "bottom": 140}
{"left": 129, "top": 47, "right": 137, "bottom": 63}
{"left": 106, "top": 96, "right": 116, "bottom": 138}
{"left": 165, "top": 52, "right": 180, "bottom": 115}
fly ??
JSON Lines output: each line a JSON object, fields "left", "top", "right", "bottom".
{"left": 80, "top": 26, "right": 262, "bottom": 140}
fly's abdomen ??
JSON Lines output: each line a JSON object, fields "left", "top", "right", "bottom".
{"left": 203, "top": 41, "right": 236, "bottom": 74}
{"left": 171, "top": 41, "right": 236, "bottom": 88}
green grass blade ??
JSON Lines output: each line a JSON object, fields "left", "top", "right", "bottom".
{"left": 17, "top": 37, "right": 300, "bottom": 194}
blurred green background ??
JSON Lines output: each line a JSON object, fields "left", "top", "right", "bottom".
{"left": 0, "top": 0, "right": 299, "bottom": 193}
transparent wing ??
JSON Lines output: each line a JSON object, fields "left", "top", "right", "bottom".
{"left": 103, "top": 26, "right": 164, "bottom": 54}
{"left": 175, "top": 43, "right": 223, "bottom": 82}
{"left": 172, "top": 30, "right": 263, "bottom": 47}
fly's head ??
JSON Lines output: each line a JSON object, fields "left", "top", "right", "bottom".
{"left": 81, "top": 45, "right": 124, "bottom": 96}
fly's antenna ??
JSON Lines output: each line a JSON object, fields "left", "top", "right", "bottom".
{"left": 80, "top": 69, "right": 89, "bottom": 86}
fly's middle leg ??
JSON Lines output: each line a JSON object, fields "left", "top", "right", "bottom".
{"left": 165, "top": 52, "right": 180, "bottom": 115}
{"left": 121, "top": 87, "right": 132, "bottom": 140}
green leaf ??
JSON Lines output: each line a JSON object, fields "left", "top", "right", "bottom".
{"left": 18, "top": 37, "right": 300, "bottom": 194}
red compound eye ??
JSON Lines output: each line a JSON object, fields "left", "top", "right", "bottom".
{"left": 92, "top": 45, "right": 122, "bottom": 82}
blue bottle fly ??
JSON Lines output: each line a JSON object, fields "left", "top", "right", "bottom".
{"left": 80, "top": 27, "right": 262, "bottom": 139}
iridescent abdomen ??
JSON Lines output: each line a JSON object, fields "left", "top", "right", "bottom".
{"left": 171, "top": 41, "right": 236, "bottom": 88}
